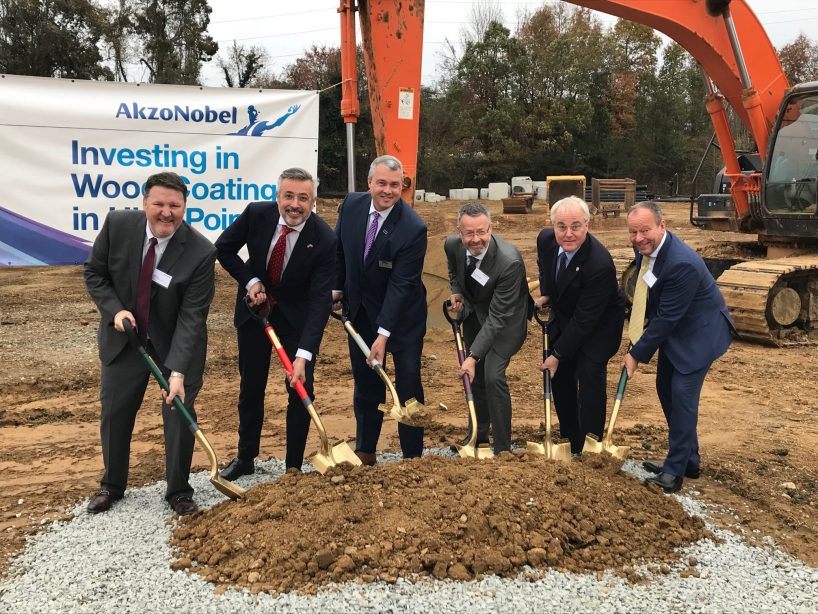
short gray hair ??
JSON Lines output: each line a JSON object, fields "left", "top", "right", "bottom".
{"left": 457, "top": 202, "right": 491, "bottom": 226}
{"left": 368, "top": 155, "right": 403, "bottom": 179}
{"left": 550, "top": 196, "right": 590, "bottom": 224}
{"left": 628, "top": 201, "right": 664, "bottom": 224}
{"left": 278, "top": 167, "right": 317, "bottom": 199}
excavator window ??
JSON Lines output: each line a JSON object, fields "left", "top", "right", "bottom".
{"left": 766, "top": 93, "right": 818, "bottom": 215}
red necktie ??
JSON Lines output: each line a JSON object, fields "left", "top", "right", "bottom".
{"left": 267, "top": 226, "right": 293, "bottom": 286}
{"left": 136, "top": 237, "right": 157, "bottom": 343}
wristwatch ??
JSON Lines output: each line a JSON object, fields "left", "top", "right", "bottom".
{"left": 467, "top": 352, "right": 480, "bottom": 363}
{"left": 169, "top": 371, "right": 184, "bottom": 379}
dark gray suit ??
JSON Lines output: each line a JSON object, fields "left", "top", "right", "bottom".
{"left": 84, "top": 210, "right": 216, "bottom": 502}
{"left": 444, "top": 234, "right": 534, "bottom": 452}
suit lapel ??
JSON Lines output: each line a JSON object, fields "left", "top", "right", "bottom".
{"left": 282, "top": 214, "right": 316, "bottom": 282}
{"left": 129, "top": 217, "right": 146, "bottom": 298}
{"left": 257, "top": 208, "right": 279, "bottom": 270}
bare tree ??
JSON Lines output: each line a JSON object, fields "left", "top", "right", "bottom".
{"left": 218, "top": 40, "right": 267, "bottom": 88}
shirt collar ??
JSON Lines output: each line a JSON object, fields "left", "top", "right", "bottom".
{"left": 368, "top": 200, "right": 395, "bottom": 221}
{"left": 145, "top": 223, "right": 175, "bottom": 248}
{"left": 278, "top": 217, "right": 307, "bottom": 233}
{"left": 649, "top": 231, "right": 668, "bottom": 259}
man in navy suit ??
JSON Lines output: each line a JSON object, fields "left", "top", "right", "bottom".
{"left": 333, "top": 155, "right": 426, "bottom": 465}
{"left": 536, "top": 197, "right": 625, "bottom": 456}
{"left": 624, "top": 201, "right": 734, "bottom": 493}
{"left": 215, "top": 167, "right": 336, "bottom": 477}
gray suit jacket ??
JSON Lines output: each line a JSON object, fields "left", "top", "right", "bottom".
{"left": 444, "top": 234, "right": 533, "bottom": 359}
{"left": 84, "top": 210, "right": 217, "bottom": 383}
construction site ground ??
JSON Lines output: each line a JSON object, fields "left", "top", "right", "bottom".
{"left": 1, "top": 200, "right": 817, "bottom": 583}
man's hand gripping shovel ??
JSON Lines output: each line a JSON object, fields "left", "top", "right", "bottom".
{"left": 329, "top": 307, "right": 424, "bottom": 425}
{"left": 245, "top": 298, "right": 360, "bottom": 473}
{"left": 443, "top": 300, "right": 494, "bottom": 460}
{"left": 122, "top": 320, "right": 245, "bottom": 500}
{"left": 526, "top": 309, "right": 572, "bottom": 462}
{"left": 584, "top": 364, "right": 631, "bottom": 459}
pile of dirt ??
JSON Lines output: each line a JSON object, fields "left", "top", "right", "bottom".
{"left": 171, "top": 453, "right": 710, "bottom": 595}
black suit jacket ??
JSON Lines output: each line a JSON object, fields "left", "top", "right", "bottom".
{"left": 215, "top": 201, "right": 336, "bottom": 356}
{"left": 537, "top": 228, "right": 625, "bottom": 362}
{"left": 335, "top": 193, "right": 427, "bottom": 350}
{"left": 84, "top": 210, "right": 216, "bottom": 382}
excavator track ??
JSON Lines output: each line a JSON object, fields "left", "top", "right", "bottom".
{"left": 717, "top": 256, "right": 818, "bottom": 346}
{"left": 611, "top": 249, "right": 818, "bottom": 347}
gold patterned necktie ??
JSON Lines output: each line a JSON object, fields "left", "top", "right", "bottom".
{"left": 628, "top": 256, "right": 651, "bottom": 344}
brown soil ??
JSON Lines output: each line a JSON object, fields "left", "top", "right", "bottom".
{"left": 1, "top": 200, "right": 818, "bottom": 587}
{"left": 170, "top": 453, "right": 709, "bottom": 594}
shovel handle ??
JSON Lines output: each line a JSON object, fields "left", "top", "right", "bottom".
{"left": 121, "top": 319, "right": 198, "bottom": 429}
{"left": 244, "top": 294, "right": 272, "bottom": 324}
{"left": 442, "top": 299, "right": 465, "bottom": 325}
{"left": 615, "top": 366, "right": 629, "bottom": 400}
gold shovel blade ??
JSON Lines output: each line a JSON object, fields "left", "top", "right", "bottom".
{"left": 526, "top": 440, "right": 572, "bottom": 462}
{"left": 583, "top": 433, "right": 604, "bottom": 454}
{"left": 209, "top": 474, "right": 246, "bottom": 500}
{"left": 603, "top": 443, "right": 631, "bottom": 460}
{"left": 378, "top": 397, "right": 424, "bottom": 424}
{"left": 455, "top": 443, "right": 495, "bottom": 460}
{"left": 310, "top": 441, "right": 362, "bottom": 474}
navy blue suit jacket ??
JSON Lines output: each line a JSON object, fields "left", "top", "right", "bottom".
{"left": 537, "top": 228, "right": 625, "bottom": 363}
{"left": 629, "top": 231, "right": 734, "bottom": 374}
{"left": 215, "top": 201, "right": 336, "bottom": 356}
{"left": 335, "top": 193, "right": 427, "bottom": 350}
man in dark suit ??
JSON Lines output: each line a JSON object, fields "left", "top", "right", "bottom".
{"left": 215, "top": 167, "right": 335, "bottom": 477}
{"left": 84, "top": 172, "right": 216, "bottom": 516}
{"left": 624, "top": 201, "right": 734, "bottom": 493}
{"left": 444, "top": 202, "right": 534, "bottom": 454}
{"left": 333, "top": 155, "right": 426, "bottom": 465}
{"left": 536, "top": 196, "right": 625, "bottom": 456}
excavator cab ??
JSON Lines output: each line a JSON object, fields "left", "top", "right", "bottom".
{"left": 764, "top": 84, "right": 818, "bottom": 225}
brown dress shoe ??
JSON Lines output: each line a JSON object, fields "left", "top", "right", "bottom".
{"left": 355, "top": 451, "right": 377, "bottom": 466}
{"left": 170, "top": 495, "right": 199, "bottom": 516}
{"left": 87, "top": 490, "right": 121, "bottom": 514}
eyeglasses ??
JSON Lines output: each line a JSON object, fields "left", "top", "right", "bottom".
{"left": 554, "top": 223, "right": 585, "bottom": 233}
{"left": 279, "top": 192, "right": 312, "bottom": 204}
{"left": 459, "top": 228, "right": 490, "bottom": 240}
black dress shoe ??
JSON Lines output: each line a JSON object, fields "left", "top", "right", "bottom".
{"left": 170, "top": 495, "right": 198, "bottom": 516}
{"left": 645, "top": 472, "right": 683, "bottom": 494}
{"left": 87, "top": 490, "right": 122, "bottom": 514}
{"left": 219, "top": 457, "right": 254, "bottom": 480}
{"left": 642, "top": 459, "right": 700, "bottom": 479}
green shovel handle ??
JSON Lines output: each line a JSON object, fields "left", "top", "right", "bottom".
{"left": 122, "top": 319, "right": 197, "bottom": 429}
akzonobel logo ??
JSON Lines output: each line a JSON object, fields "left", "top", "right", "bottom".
{"left": 115, "top": 102, "right": 237, "bottom": 124}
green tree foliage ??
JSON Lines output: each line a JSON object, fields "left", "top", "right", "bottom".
{"left": 0, "top": 0, "right": 112, "bottom": 79}
{"left": 131, "top": 0, "right": 218, "bottom": 85}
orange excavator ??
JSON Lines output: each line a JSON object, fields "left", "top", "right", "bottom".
{"left": 338, "top": 0, "right": 818, "bottom": 345}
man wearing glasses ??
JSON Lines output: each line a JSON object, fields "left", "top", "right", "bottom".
{"left": 445, "top": 202, "right": 534, "bottom": 454}
{"left": 215, "top": 167, "right": 336, "bottom": 477}
{"left": 535, "top": 196, "right": 625, "bottom": 456}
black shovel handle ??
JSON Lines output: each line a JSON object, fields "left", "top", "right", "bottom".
{"left": 443, "top": 299, "right": 465, "bottom": 325}
{"left": 244, "top": 295, "right": 271, "bottom": 324}
{"left": 121, "top": 319, "right": 197, "bottom": 428}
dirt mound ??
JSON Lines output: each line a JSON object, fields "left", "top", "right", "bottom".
{"left": 171, "top": 453, "right": 709, "bottom": 595}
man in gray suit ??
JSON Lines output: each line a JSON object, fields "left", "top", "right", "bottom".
{"left": 84, "top": 172, "right": 216, "bottom": 516}
{"left": 445, "top": 202, "right": 534, "bottom": 453}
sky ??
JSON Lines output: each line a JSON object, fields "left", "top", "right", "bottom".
{"left": 196, "top": 0, "right": 818, "bottom": 87}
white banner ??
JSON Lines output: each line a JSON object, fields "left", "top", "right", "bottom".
{"left": 0, "top": 75, "right": 319, "bottom": 265}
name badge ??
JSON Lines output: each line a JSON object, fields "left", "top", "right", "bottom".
{"left": 378, "top": 260, "right": 393, "bottom": 269}
{"left": 152, "top": 269, "right": 172, "bottom": 288}
{"left": 643, "top": 270, "right": 657, "bottom": 288}
{"left": 471, "top": 267, "right": 490, "bottom": 286}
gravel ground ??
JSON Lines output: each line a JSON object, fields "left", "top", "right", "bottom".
{"left": 1, "top": 451, "right": 817, "bottom": 613}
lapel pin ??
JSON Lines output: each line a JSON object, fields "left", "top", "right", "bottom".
{"left": 307, "top": 244, "right": 314, "bottom": 249}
